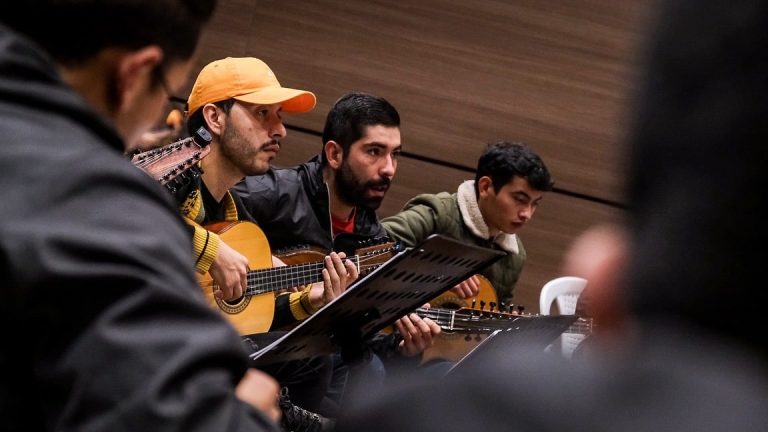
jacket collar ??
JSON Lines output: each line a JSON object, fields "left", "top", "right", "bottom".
{"left": 457, "top": 180, "right": 519, "bottom": 254}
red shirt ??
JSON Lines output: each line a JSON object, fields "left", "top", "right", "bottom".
{"left": 331, "top": 208, "right": 357, "bottom": 236}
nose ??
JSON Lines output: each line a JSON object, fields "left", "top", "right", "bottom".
{"left": 270, "top": 117, "right": 286, "bottom": 140}
{"left": 380, "top": 154, "right": 396, "bottom": 178}
{"left": 519, "top": 204, "right": 535, "bottom": 222}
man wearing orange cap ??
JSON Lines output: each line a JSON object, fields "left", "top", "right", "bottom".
{"left": 179, "top": 56, "right": 356, "bottom": 327}
{"left": 174, "top": 57, "right": 356, "bottom": 432}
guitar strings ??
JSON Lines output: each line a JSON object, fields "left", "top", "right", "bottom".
{"left": 241, "top": 249, "right": 394, "bottom": 296}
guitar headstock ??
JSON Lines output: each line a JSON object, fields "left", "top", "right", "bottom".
{"left": 131, "top": 130, "right": 211, "bottom": 191}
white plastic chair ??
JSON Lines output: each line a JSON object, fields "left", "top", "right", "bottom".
{"left": 539, "top": 276, "right": 588, "bottom": 358}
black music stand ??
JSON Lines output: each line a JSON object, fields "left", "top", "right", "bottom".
{"left": 249, "top": 234, "right": 506, "bottom": 366}
{"left": 445, "top": 314, "right": 579, "bottom": 375}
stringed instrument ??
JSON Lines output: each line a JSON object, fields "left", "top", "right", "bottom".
{"left": 380, "top": 274, "right": 501, "bottom": 361}
{"left": 420, "top": 275, "right": 503, "bottom": 363}
{"left": 420, "top": 276, "right": 593, "bottom": 363}
{"left": 131, "top": 134, "right": 211, "bottom": 192}
{"left": 198, "top": 221, "right": 402, "bottom": 335}
{"left": 416, "top": 306, "right": 593, "bottom": 335}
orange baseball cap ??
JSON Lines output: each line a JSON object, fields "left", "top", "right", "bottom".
{"left": 186, "top": 57, "right": 316, "bottom": 116}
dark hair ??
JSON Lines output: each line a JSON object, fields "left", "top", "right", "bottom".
{"left": 186, "top": 99, "right": 235, "bottom": 137}
{"left": 321, "top": 92, "right": 400, "bottom": 165}
{"left": 475, "top": 141, "right": 554, "bottom": 196}
{"left": 625, "top": 0, "right": 768, "bottom": 358}
{"left": 0, "top": 0, "right": 216, "bottom": 67}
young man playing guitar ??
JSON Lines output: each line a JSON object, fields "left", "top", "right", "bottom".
{"left": 174, "top": 57, "right": 357, "bottom": 431}
{"left": 382, "top": 141, "right": 554, "bottom": 309}
{"left": 379, "top": 142, "right": 553, "bottom": 373}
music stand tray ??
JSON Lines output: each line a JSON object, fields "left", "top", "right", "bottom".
{"left": 249, "top": 234, "right": 506, "bottom": 366}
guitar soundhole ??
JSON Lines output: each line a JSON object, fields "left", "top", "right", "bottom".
{"left": 215, "top": 295, "right": 251, "bottom": 315}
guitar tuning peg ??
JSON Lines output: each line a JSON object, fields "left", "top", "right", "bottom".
{"left": 479, "top": 300, "right": 486, "bottom": 311}
{"left": 517, "top": 305, "right": 525, "bottom": 314}
{"left": 489, "top": 301, "right": 497, "bottom": 312}
{"left": 464, "top": 334, "right": 472, "bottom": 342}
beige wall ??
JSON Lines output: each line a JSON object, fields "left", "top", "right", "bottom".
{"left": 189, "top": 0, "right": 652, "bottom": 312}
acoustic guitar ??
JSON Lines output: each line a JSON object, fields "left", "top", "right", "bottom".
{"left": 421, "top": 275, "right": 503, "bottom": 363}
{"left": 198, "top": 221, "right": 401, "bottom": 335}
{"left": 421, "top": 276, "right": 593, "bottom": 363}
{"left": 377, "top": 274, "right": 506, "bottom": 361}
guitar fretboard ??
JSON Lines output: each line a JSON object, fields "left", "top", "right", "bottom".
{"left": 244, "top": 256, "right": 361, "bottom": 295}
{"left": 415, "top": 308, "right": 593, "bottom": 335}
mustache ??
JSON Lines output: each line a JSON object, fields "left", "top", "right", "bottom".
{"left": 259, "top": 139, "right": 281, "bottom": 150}
{"left": 366, "top": 177, "right": 391, "bottom": 189}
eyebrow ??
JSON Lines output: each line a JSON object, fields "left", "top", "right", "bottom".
{"left": 513, "top": 190, "right": 531, "bottom": 198}
{"left": 362, "top": 142, "right": 402, "bottom": 151}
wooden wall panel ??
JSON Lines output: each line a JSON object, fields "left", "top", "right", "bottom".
{"left": 195, "top": 0, "right": 651, "bottom": 204}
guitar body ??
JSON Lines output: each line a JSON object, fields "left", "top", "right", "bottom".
{"left": 421, "top": 275, "right": 499, "bottom": 364}
{"left": 198, "top": 225, "right": 400, "bottom": 336}
{"left": 275, "top": 246, "right": 327, "bottom": 266}
{"left": 198, "top": 221, "right": 276, "bottom": 335}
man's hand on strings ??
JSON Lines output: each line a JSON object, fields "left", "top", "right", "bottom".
{"left": 209, "top": 240, "right": 249, "bottom": 301}
{"left": 395, "top": 306, "right": 441, "bottom": 357}
{"left": 308, "top": 251, "right": 359, "bottom": 309}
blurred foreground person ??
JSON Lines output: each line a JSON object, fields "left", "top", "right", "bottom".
{"left": 0, "top": 1, "right": 282, "bottom": 431}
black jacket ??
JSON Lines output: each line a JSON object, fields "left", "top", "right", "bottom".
{"left": 0, "top": 24, "right": 275, "bottom": 432}
{"left": 235, "top": 155, "right": 388, "bottom": 255}
{"left": 235, "top": 156, "right": 416, "bottom": 366}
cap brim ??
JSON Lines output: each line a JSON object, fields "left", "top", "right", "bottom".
{"left": 234, "top": 87, "right": 316, "bottom": 113}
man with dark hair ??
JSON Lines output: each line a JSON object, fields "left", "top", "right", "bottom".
{"left": 382, "top": 141, "right": 554, "bottom": 307}
{"left": 238, "top": 92, "right": 401, "bottom": 254}
{"left": 336, "top": 0, "right": 768, "bottom": 430}
{"left": 1, "top": 2, "right": 282, "bottom": 431}
{"left": 235, "top": 92, "right": 441, "bottom": 411}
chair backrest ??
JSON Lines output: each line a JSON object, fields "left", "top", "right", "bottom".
{"left": 539, "top": 276, "right": 588, "bottom": 358}
{"left": 539, "top": 276, "right": 588, "bottom": 316}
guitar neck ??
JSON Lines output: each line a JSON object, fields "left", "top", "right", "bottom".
{"left": 245, "top": 255, "right": 361, "bottom": 295}
{"left": 415, "top": 308, "right": 594, "bottom": 335}
{"left": 415, "top": 307, "right": 520, "bottom": 333}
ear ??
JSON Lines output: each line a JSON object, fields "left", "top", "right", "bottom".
{"left": 115, "top": 46, "right": 163, "bottom": 112}
{"left": 201, "top": 103, "right": 225, "bottom": 137}
{"left": 324, "top": 140, "right": 343, "bottom": 169}
{"left": 477, "top": 176, "right": 494, "bottom": 198}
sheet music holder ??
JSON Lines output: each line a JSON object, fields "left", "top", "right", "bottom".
{"left": 249, "top": 234, "right": 506, "bottom": 366}
{"left": 445, "top": 314, "right": 579, "bottom": 376}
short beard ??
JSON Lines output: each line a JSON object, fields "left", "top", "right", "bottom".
{"left": 219, "top": 122, "right": 279, "bottom": 176}
{"left": 335, "top": 160, "right": 390, "bottom": 210}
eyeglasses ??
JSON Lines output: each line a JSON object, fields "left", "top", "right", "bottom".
{"left": 153, "top": 64, "right": 188, "bottom": 107}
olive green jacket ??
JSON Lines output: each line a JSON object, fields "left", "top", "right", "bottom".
{"left": 381, "top": 180, "right": 525, "bottom": 305}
